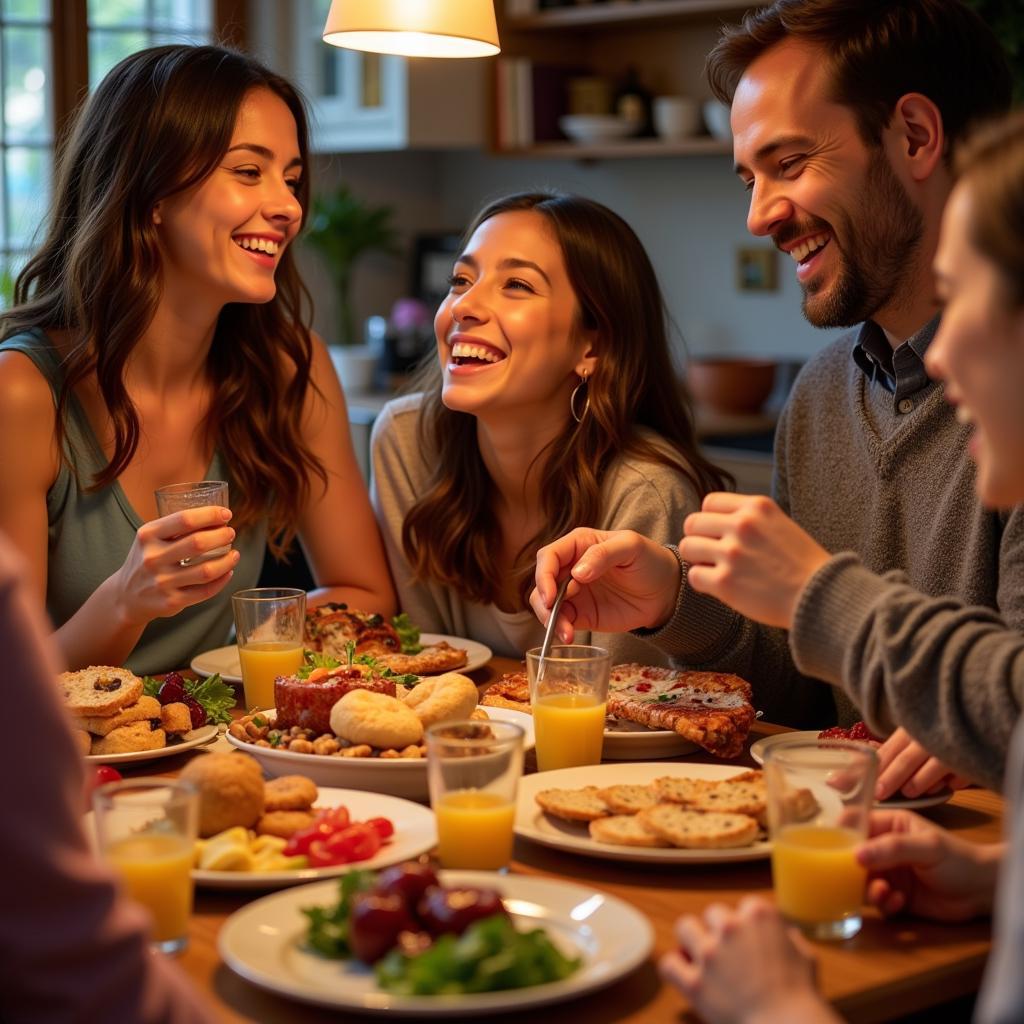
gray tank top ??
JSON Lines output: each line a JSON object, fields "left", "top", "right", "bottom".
{"left": 0, "top": 330, "right": 265, "bottom": 675}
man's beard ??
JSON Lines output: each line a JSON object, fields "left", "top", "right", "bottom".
{"left": 800, "top": 149, "right": 925, "bottom": 329}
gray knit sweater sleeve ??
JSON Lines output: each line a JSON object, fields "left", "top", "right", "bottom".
{"left": 791, "top": 552, "right": 1024, "bottom": 790}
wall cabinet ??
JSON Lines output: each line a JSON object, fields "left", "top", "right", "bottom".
{"left": 495, "top": 0, "right": 765, "bottom": 158}
{"left": 290, "top": 0, "right": 488, "bottom": 152}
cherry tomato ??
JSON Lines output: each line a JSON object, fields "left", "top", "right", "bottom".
{"left": 318, "top": 805, "right": 351, "bottom": 830}
{"left": 365, "top": 817, "right": 394, "bottom": 841}
{"left": 307, "top": 823, "right": 382, "bottom": 867}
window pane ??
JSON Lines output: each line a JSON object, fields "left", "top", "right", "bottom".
{"left": 2, "top": 0, "right": 49, "bottom": 20}
{"left": 153, "top": 0, "right": 212, "bottom": 29}
{"left": 152, "top": 29, "right": 210, "bottom": 47}
{"left": 6, "top": 145, "right": 48, "bottom": 249}
{"left": 88, "top": 0, "right": 147, "bottom": 28}
{"left": 4, "top": 27, "right": 50, "bottom": 145}
{"left": 89, "top": 28, "right": 148, "bottom": 88}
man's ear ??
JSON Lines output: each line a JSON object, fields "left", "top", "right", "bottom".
{"left": 888, "top": 92, "right": 945, "bottom": 182}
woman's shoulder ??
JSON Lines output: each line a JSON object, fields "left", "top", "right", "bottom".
{"left": 371, "top": 392, "right": 426, "bottom": 445}
{"left": 604, "top": 428, "right": 701, "bottom": 506}
{"left": 0, "top": 336, "right": 59, "bottom": 416}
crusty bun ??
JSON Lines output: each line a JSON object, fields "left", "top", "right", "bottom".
{"left": 330, "top": 689, "right": 423, "bottom": 750}
{"left": 403, "top": 672, "right": 479, "bottom": 728}
{"left": 60, "top": 666, "right": 142, "bottom": 717}
{"left": 180, "top": 752, "right": 264, "bottom": 838}
{"left": 90, "top": 723, "right": 166, "bottom": 755}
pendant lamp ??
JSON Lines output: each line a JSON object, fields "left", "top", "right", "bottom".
{"left": 323, "top": 0, "right": 500, "bottom": 59}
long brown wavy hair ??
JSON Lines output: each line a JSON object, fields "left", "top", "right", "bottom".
{"left": 402, "top": 191, "right": 729, "bottom": 607}
{"left": 0, "top": 44, "right": 324, "bottom": 556}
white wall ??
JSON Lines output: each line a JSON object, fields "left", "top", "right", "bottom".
{"left": 303, "top": 148, "right": 842, "bottom": 361}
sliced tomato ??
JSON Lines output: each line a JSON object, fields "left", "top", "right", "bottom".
{"left": 365, "top": 816, "right": 394, "bottom": 841}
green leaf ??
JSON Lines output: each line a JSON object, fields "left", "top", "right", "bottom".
{"left": 296, "top": 649, "right": 342, "bottom": 680}
{"left": 141, "top": 676, "right": 161, "bottom": 698}
{"left": 186, "top": 673, "right": 235, "bottom": 725}
{"left": 391, "top": 612, "right": 423, "bottom": 654}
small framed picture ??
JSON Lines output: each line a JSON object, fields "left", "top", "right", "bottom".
{"left": 736, "top": 247, "right": 778, "bottom": 291}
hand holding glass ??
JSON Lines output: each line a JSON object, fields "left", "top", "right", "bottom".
{"left": 231, "top": 587, "right": 306, "bottom": 710}
{"left": 427, "top": 720, "right": 524, "bottom": 870}
{"left": 765, "top": 740, "right": 878, "bottom": 940}
{"left": 154, "top": 480, "right": 231, "bottom": 564}
{"left": 92, "top": 778, "right": 198, "bottom": 954}
{"left": 526, "top": 644, "right": 610, "bottom": 772}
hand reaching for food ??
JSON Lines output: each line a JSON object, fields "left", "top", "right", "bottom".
{"left": 531, "top": 527, "right": 682, "bottom": 642}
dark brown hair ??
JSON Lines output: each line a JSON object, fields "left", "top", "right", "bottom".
{"left": 401, "top": 190, "right": 729, "bottom": 607}
{"left": 955, "top": 111, "right": 1024, "bottom": 308}
{"left": 706, "top": 0, "right": 1012, "bottom": 155}
{"left": 1, "top": 44, "right": 323, "bottom": 556}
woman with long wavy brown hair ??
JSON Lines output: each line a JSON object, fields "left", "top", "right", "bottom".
{"left": 371, "top": 190, "right": 726, "bottom": 662}
{"left": 0, "top": 44, "right": 393, "bottom": 674}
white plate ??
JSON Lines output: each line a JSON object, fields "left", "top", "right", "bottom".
{"left": 193, "top": 788, "right": 436, "bottom": 889}
{"left": 602, "top": 717, "right": 698, "bottom": 760}
{"left": 749, "top": 732, "right": 954, "bottom": 810}
{"left": 191, "top": 633, "right": 493, "bottom": 684}
{"left": 84, "top": 724, "right": 219, "bottom": 765}
{"left": 515, "top": 762, "right": 771, "bottom": 864}
{"left": 218, "top": 870, "right": 653, "bottom": 1016}
{"left": 226, "top": 707, "right": 536, "bottom": 801}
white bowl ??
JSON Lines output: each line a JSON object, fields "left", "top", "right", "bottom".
{"left": 226, "top": 706, "right": 535, "bottom": 802}
{"left": 559, "top": 114, "right": 637, "bottom": 144}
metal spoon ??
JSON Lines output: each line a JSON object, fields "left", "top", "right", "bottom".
{"left": 536, "top": 575, "right": 571, "bottom": 682}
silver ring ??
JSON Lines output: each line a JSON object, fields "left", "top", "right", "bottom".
{"left": 179, "top": 557, "right": 192, "bottom": 567}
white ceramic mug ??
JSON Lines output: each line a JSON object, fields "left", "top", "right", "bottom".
{"left": 652, "top": 96, "right": 701, "bottom": 140}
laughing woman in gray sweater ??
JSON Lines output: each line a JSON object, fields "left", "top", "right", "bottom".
{"left": 371, "top": 191, "right": 726, "bottom": 665}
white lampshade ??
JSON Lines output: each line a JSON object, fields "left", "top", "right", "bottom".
{"left": 323, "top": 0, "right": 500, "bottom": 59}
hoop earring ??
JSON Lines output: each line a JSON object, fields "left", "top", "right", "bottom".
{"left": 570, "top": 372, "right": 590, "bottom": 424}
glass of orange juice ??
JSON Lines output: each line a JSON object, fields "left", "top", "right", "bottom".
{"left": 231, "top": 587, "right": 306, "bottom": 710}
{"left": 765, "top": 739, "right": 878, "bottom": 940}
{"left": 93, "top": 778, "right": 198, "bottom": 954}
{"left": 525, "top": 644, "right": 610, "bottom": 772}
{"left": 426, "top": 720, "right": 525, "bottom": 870}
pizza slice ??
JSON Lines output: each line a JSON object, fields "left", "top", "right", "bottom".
{"left": 607, "top": 664, "right": 755, "bottom": 760}
{"left": 481, "top": 671, "right": 531, "bottom": 712}
{"left": 304, "top": 604, "right": 469, "bottom": 675}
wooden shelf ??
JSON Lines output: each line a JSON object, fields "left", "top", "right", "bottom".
{"left": 499, "top": 135, "right": 732, "bottom": 158}
{"left": 506, "top": 0, "right": 767, "bottom": 31}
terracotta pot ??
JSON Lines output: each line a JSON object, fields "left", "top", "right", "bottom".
{"left": 686, "top": 358, "right": 776, "bottom": 414}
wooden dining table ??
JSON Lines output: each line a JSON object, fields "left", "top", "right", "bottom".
{"left": 147, "top": 655, "right": 1004, "bottom": 1023}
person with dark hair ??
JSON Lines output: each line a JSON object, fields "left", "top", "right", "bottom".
{"left": 659, "top": 107, "right": 1024, "bottom": 1024}
{"left": 371, "top": 190, "right": 726, "bottom": 663}
{"left": 532, "top": 0, "right": 1023, "bottom": 795}
{"left": 0, "top": 45, "right": 394, "bottom": 675}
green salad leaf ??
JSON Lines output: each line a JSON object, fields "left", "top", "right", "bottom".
{"left": 353, "top": 653, "right": 419, "bottom": 688}
{"left": 302, "top": 870, "right": 375, "bottom": 959}
{"left": 392, "top": 612, "right": 423, "bottom": 654}
{"left": 296, "top": 649, "right": 342, "bottom": 680}
{"left": 375, "top": 914, "right": 580, "bottom": 995}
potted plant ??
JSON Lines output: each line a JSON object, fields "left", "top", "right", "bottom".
{"left": 302, "top": 184, "right": 400, "bottom": 390}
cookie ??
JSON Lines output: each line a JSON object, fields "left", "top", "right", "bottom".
{"left": 90, "top": 722, "right": 166, "bottom": 756}
{"left": 589, "top": 814, "right": 670, "bottom": 848}
{"left": 264, "top": 775, "right": 318, "bottom": 812}
{"left": 654, "top": 772, "right": 767, "bottom": 822}
{"left": 61, "top": 666, "right": 143, "bottom": 717}
{"left": 638, "top": 804, "right": 760, "bottom": 849}
{"left": 81, "top": 695, "right": 161, "bottom": 736}
{"left": 596, "top": 783, "right": 660, "bottom": 815}
{"left": 535, "top": 786, "right": 609, "bottom": 822}
{"left": 255, "top": 810, "right": 316, "bottom": 838}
